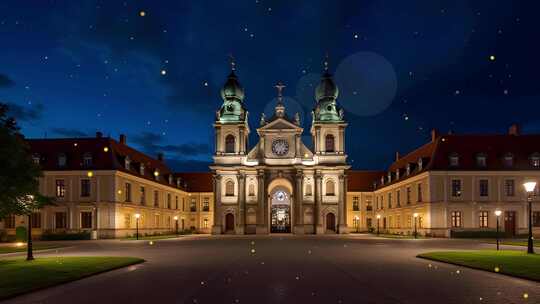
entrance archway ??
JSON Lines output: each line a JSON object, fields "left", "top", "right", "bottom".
{"left": 268, "top": 178, "right": 293, "bottom": 233}
{"left": 225, "top": 213, "right": 235, "bottom": 231}
{"left": 326, "top": 213, "right": 336, "bottom": 232}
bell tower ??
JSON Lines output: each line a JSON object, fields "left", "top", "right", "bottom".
{"left": 310, "top": 58, "right": 347, "bottom": 164}
{"left": 213, "top": 57, "right": 250, "bottom": 164}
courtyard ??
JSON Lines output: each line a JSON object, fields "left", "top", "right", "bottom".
{"left": 1, "top": 235, "right": 538, "bottom": 304}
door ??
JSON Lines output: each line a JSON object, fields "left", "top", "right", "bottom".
{"left": 504, "top": 211, "right": 516, "bottom": 236}
{"left": 225, "top": 213, "right": 235, "bottom": 231}
{"left": 326, "top": 213, "right": 336, "bottom": 231}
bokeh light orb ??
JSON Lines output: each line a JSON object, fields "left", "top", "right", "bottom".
{"left": 334, "top": 51, "right": 397, "bottom": 117}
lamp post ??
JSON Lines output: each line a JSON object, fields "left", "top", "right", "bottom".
{"left": 523, "top": 181, "right": 536, "bottom": 254}
{"left": 413, "top": 213, "right": 419, "bottom": 239}
{"left": 376, "top": 214, "right": 381, "bottom": 236}
{"left": 135, "top": 213, "right": 140, "bottom": 240}
{"left": 495, "top": 210, "right": 502, "bottom": 251}
{"left": 174, "top": 216, "right": 179, "bottom": 236}
{"left": 354, "top": 216, "right": 359, "bottom": 233}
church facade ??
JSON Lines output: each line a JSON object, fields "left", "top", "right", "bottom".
{"left": 210, "top": 63, "right": 350, "bottom": 234}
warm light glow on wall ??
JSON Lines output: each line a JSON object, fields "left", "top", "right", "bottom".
{"left": 87, "top": 171, "right": 93, "bottom": 177}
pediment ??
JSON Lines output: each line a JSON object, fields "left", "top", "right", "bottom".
{"left": 259, "top": 117, "right": 302, "bottom": 131}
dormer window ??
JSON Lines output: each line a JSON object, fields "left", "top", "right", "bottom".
{"left": 82, "top": 152, "right": 92, "bottom": 167}
{"left": 395, "top": 169, "right": 400, "bottom": 179}
{"left": 530, "top": 153, "right": 540, "bottom": 168}
{"left": 380, "top": 176, "right": 385, "bottom": 185}
{"left": 58, "top": 153, "right": 67, "bottom": 167}
{"left": 140, "top": 163, "right": 145, "bottom": 175}
{"left": 124, "top": 156, "right": 131, "bottom": 170}
{"left": 503, "top": 153, "right": 514, "bottom": 168}
{"left": 476, "top": 153, "right": 487, "bottom": 167}
{"left": 417, "top": 158, "right": 423, "bottom": 171}
{"left": 449, "top": 153, "right": 459, "bottom": 167}
{"left": 406, "top": 164, "right": 411, "bottom": 176}
{"left": 153, "top": 170, "right": 160, "bottom": 181}
{"left": 32, "top": 154, "right": 40, "bottom": 165}
{"left": 168, "top": 175, "right": 173, "bottom": 185}
{"left": 387, "top": 172, "right": 392, "bottom": 182}
{"left": 176, "top": 178, "right": 181, "bottom": 188}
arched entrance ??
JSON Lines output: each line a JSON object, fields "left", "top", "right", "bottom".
{"left": 225, "top": 213, "right": 235, "bottom": 231}
{"left": 326, "top": 213, "right": 336, "bottom": 232}
{"left": 267, "top": 178, "right": 293, "bottom": 233}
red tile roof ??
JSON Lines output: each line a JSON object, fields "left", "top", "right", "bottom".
{"left": 347, "top": 170, "right": 384, "bottom": 192}
{"left": 175, "top": 172, "right": 213, "bottom": 192}
{"left": 27, "top": 136, "right": 186, "bottom": 191}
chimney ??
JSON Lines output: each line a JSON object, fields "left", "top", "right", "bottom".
{"left": 157, "top": 152, "right": 164, "bottom": 162}
{"left": 395, "top": 151, "right": 400, "bottom": 161}
{"left": 508, "top": 123, "right": 520, "bottom": 136}
{"left": 96, "top": 131, "right": 103, "bottom": 138}
{"left": 119, "top": 134, "right": 126, "bottom": 144}
{"left": 431, "top": 129, "right": 439, "bottom": 142}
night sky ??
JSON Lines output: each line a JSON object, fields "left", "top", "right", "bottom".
{"left": 1, "top": 1, "right": 540, "bottom": 172}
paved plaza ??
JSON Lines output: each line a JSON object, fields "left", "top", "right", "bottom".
{"left": 2, "top": 235, "right": 538, "bottom": 304}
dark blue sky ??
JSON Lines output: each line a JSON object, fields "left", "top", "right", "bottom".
{"left": 1, "top": 1, "right": 540, "bottom": 171}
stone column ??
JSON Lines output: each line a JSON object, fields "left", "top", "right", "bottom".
{"left": 315, "top": 171, "right": 323, "bottom": 234}
{"left": 237, "top": 172, "right": 245, "bottom": 234}
{"left": 215, "top": 127, "right": 221, "bottom": 154}
{"left": 295, "top": 171, "right": 304, "bottom": 234}
{"left": 239, "top": 128, "right": 244, "bottom": 154}
{"left": 339, "top": 127, "right": 344, "bottom": 153}
{"left": 315, "top": 127, "right": 321, "bottom": 153}
{"left": 257, "top": 170, "right": 266, "bottom": 234}
{"left": 295, "top": 134, "right": 300, "bottom": 157}
{"left": 338, "top": 174, "right": 348, "bottom": 234}
{"left": 211, "top": 175, "right": 222, "bottom": 234}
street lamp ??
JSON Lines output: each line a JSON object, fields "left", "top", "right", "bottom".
{"left": 413, "top": 213, "right": 419, "bottom": 239}
{"left": 174, "top": 215, "right": 179, "bottom": 235}
{"left": 135, "top": 213, "right": 141, "bottom": 240}
{"left": 376, "top": 214, "right": 381, "bottom": 236}
{"left": 523, "top": 181, "right": 536, "bottom": 254}
{"left": 495, "top": 210, "right": 502, "bottom": 250}
{"left": 354, "top": 216, "right": 359, "bottom": 233}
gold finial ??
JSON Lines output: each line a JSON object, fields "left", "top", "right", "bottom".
{"left": 228, "top": 54, "right": 236, "bottom": 71}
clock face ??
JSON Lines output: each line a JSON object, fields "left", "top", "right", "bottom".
{"left": 272, "top": 139, "right": 289, "bottom": 156}
{"left": 276, "top": 191, "right": 286, "bottom": 201}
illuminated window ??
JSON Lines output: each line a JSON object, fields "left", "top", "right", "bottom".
{"left": 451, "top": 211, "right": 462, "bottom": 228}
{"left": 530, "top": 153, "right": 540, "bottom": 168}
{"left": 56, "top": 179, "right": 65, "bottom": 197}
{"left": 479, "top": 211, "right": 488, "bottom": 228}
{"left": 202, "top": 198, "right": 209, "bottom": 211}
{"left": 190, "top": 199, "right": 197, "bottom": 212}
{"left": 203, "top": 218, "right": 209, "bottom": 228}
{"left": 352, "top": 196, "right": 359, "bottom": 211}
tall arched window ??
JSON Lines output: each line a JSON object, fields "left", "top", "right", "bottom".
{"left": 325, "top": 134, "right": 335, "bottom": 152}
{"left": 225, "top": 180, "right": 235, "bottom": 196}
{"left": 325, "top": 180, "right": 335, "bottom": 196}
{"left": 225, "top": 135, "right": 235, "bottom": 153}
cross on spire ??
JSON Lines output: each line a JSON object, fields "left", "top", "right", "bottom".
{"left": 275, "top": 81, "right": 286, "bottom": 98}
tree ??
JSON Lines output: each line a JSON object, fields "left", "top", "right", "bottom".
{"left": 0, "top": 103, "right": 52, "bottom": 260}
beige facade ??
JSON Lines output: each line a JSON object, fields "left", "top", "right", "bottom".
{"left": 351, "top": 171, "right": 540, "bottom": 237}
{"left": 1, "top": 170, "right": 213, "bottom": 239}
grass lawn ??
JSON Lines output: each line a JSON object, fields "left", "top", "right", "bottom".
{"left": 485, "top": 240, "right": 540, "bottom": 247}
{"left": 0, "top": 256, "right": 144, "bottom": 300}
{"left": 418, "top": 250, "right": 540, "bottom": 282}
{"left": 0, "top": 244, "right": 64, "bottom": 254}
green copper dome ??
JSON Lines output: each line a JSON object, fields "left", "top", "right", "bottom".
{"left": 315, "top": 71, "right": 339, "bottom": 102}
{"left": 220, "top": 71, "right": 245, "bottom": 102}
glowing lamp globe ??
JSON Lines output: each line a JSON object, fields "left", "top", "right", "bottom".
{"left": 523, "top": 181, "right": 537, "bottom": 193}
{"left": 494, "top": 210, "right": 502, "bottom": 217}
